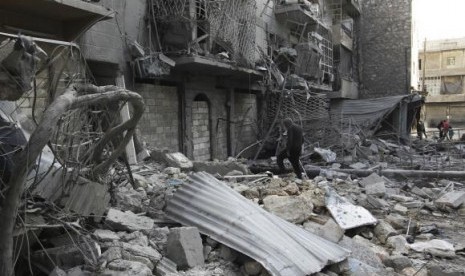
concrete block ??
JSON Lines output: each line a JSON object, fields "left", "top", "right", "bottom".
{"left": 106, "top": 259, "right": 152, "bottom": 276}
{"left": 303, "top": 218, "right": 344, "bottom": 243}
{"left": 121, "top": 242, "right": 162, "bottom": 264}
{"left": 105, "top": 209, "right": 154, "bottom": 232}
{"left": 164, "top": 152, "right": 193, "bottom": 170}
{"left": 166, "top": 227, "right": 205, "bottom": 269}
{"left": 193, "top": 159, "right": 249, "bottom": 176}
{"left": 386, "top": 235, "right": 408, "bottom": 255}
{"left": 393, "top": 204, "right": 408, "bottom": 215}
{"left": 365, "top": 181, "right": 386, "bottom": 197}
{"left": 93, "top": 229, "right": 120, "bottom": 242}
{"left": 359, "top": 173, "right": 385, "bottom": 188}
{"left": 435, "top": 191, "right": 465, "bottom": 208}
{"left": 373, "top": 220, "right": 396, "bottom": 244}
{"left": 382, "top": 255, "right": 412, "bottom": 272}
{"left": 338, "top": 236, "right": 384, "bottom": 269}
{"left": 263, "top": 195, "right": 313, "bottom": 224}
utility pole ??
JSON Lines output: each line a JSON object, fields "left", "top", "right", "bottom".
{"left": 422, "top": 38, "right": 427, "bottom": 93}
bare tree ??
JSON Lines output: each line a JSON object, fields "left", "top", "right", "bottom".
{"left": 0, "top": 84, "right": 144, "bottom": 275}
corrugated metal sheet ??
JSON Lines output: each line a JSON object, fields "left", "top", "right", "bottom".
{"left": 165, "top": 172, "right": 350, "bottom": 276}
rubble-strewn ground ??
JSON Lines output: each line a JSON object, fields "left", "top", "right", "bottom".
{"left": 17, "top": 138, "right": 465, "bottom": 276}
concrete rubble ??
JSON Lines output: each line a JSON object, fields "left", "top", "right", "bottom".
{"left": 10, "top": 135, "right": 465, "bottom": 276}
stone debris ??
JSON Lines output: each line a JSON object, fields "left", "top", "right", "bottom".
{"left": 105, "top": 208, "right": 154, "bottom": 232}
{"left": 164, "top": 152, "right": 194, "bottom": 170}
{"left": 325, "top": 188, "right": 378, "bottom": 230}
{"left": 166, "top": 227, "right": 205, "bottom": 269}
{"left": 407, "top": 239, "right": 456, "bottom": 258}
{"left": 435, "top": 191, "right": 465, "bottom": 208}
{"left": 374, "top": 220, "right": 397, "bottom": 244}
{"left": 17, "top": 137, "right": 465, "bottom": 276}
{"left": 262, "top": 194, "right": 313, "bottom": 224}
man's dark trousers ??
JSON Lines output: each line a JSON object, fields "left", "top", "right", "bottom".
{"left": 277, "top": 148, "right": 302, "bottom": 179}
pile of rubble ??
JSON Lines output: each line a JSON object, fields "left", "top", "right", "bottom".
{"left": 20, "top": 142, "right": 465, "bottom": 276}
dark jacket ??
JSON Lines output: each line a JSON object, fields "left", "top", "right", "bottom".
{"left": 286, "top": 123, "right": 303, "bottom": 152}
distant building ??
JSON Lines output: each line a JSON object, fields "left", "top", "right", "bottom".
{"left": 419, "top": 38, "right": 465, "bottom": 127}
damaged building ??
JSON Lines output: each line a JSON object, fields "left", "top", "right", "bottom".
{"left": 1, "top": 0, "right": 416, "bottom": 161}
{"left": 419, "top": 38, "right": 465, "bottom": 128}
{"left": 5, "top": 1, "right": 465, "bottom": 276}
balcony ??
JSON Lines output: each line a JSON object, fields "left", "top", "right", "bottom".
{"left": 274, "top": 3, "right": 329, "bottom": 30}
{"left": 0, "top": 0, "right": 113, "bottom": 41}
{"left": 343, "top": 0, "right": 361, "bottom": 16}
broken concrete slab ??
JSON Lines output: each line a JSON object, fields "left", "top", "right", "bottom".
{"left": 393, "top": 204, "right": 408, "bottom": 215}
{"left": 352, "top": 235, "right": 390, "bottom": 261}
{"left": 374, "top": 220, "right": 397, "bottom": 244}
{"left": 382, "top": 255, "right": 412, "bottom": 272}
{"left": 365, "top": 181, "right": 386, "bottom": 197}
{"left": 117, "top": 242, "right": 162, "bottom": 264}
{"left": 366, "top": 195, "right": 390, "bottom": 209}
{"left": 349, "top": 162, "right": 368, "bottom": 170}
{"left": 105, "top": 209, "right": 154, "bottom": 232}
{"left": 263, "top": 195, "right": 313, "bottom": 224}
{"left": 166, "top": 227, "right": 204, "bottom": 269}
{"left": 106, "top": 259, "right": 152, "bottom": 276}
{"left": 325, "top": 188, "right": 377, "bottom": 230}
{"left": 435, "top": 191, "right": 465, "bottom": 208}
{"left": 386, "top": 235, "right": 408, "bottom": 255}
{"left": 359, "top": 173, "right": 385, "bottom": 188}
{"left": 411, "top": 186, "right": 430, "bottom": 199}
{"left": 114, "top": 185, "right": 146, "bottom": 213}
{"left": 303, "top": 218, "right": 344, "bottom": 243}
{"left": 163, "top": 152, "right": 193, "bottom": 170}
{"left": 338, "top": 236, "right": 385, "bottom": 269}
{"left": 389, "top": 194, "right": 414, "bottom": 202}
{"left": 93, "top": 229, "right": 120, "bottom": 242}
{"left": 193, "top": 159, "right": 249, "bottom": 176}
{"left": 407, "top": 239, "right": 456, "bottom": 258}
{"left": 99, "top": 247, "right": 122, "bottom": 264}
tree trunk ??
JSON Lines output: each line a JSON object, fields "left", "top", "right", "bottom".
{"left": 0, "top": 84, "right": 144, "bottom": 275}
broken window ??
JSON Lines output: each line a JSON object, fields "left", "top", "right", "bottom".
{"left": 441, "top": 76, "right": 463, "bottom": 94}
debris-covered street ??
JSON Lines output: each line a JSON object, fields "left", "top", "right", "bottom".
{"left": 1, "top": 0, "right": 465, "bottom": 275}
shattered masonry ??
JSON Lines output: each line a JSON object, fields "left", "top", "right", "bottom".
{"left": 3, "top": 1, "right": 465, "bottom": 276}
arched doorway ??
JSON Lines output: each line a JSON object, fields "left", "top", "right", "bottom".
{"left": 192, "top": 94, "right": 211, "bottom": 161}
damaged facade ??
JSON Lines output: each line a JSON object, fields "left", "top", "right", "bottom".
{"left": 420, "top": 38, "right": 465, "bottom": 128}
{"left": 1, "top": 0, "right": 415, "bottom": 161}
{"left": 6, "top": 1, "right": 465, "bottom": 276}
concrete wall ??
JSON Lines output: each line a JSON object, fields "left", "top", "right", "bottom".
{"left": 136, "top": 84, "right": 180, "bottom": 152}
{"left": 360, "top": 0, "right": 412, "bottom": 98}
{"left": 184, "top": 76, "right": 228, "bottom": 161}
{"left": 234, "top": 93, "right": 258, "bottom": 158}
{"left": 78, "top": 0, "right": 147, "bottom": 68}
{"left": 192, "top": 101, "right": 211, "bottom": 161}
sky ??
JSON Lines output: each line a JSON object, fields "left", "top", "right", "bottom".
{"left": 415, "top": 0, "right": 465, "bottom": 41}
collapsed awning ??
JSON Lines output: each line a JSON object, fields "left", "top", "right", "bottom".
{"left": 330, "top": 94, "right": 422, "bottom": 136}
{"left": 165, "top": 172, "right": 350, "bottom": 276}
